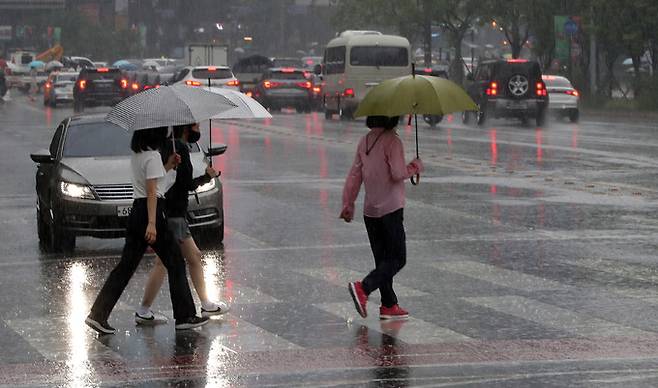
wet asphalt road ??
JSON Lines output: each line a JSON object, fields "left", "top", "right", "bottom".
{"left": 3, "top": 91, "right": 658, "bottom": 386}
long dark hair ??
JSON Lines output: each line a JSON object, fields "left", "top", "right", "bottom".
{"left": 366, "top": 115, "right": 399, "bottom": 130}
{"left": 130, "top": 127, "right": 168, "bottom": 153}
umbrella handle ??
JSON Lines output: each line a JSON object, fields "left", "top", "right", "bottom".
{"left": 410, "top": 174, "right": 420, "bottom": 186}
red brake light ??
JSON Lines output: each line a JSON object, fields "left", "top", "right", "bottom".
{"left": 208, "top": 66, "right": 217, "bottom": 72}
{"left": 97, "top": 67, "right": 109, "bottom": 72}
{"left": 281, "top": 67, "right": 295, "bottom": 73}
{"left": 312, "top": 86, "right": 321, "bottom": 93}
{"left": 45, "top": 82, "right": 51, "bottom": 89}
{"left": 120, "top": 79, "right": 128, "bottom": 89}
{"left": 343, "top": 88, "right": 355, "bottom": 97}
{"left": 297, "top": 81, "right": 312, "bottom": 89}
{"left": 245, "top": 91, "right": 253, "bottom": 97}
{"left": 131, "top": 82, "right": 139, "bottom": 90}
{"left": 424, "top": 68, "right": 432, "bottom": 73}
{"left": 263, "top": 80, "right": 272, "bottom": 89}
{"left": 507, "top": 59, "right": 527, "bottom": 63}
{"left": 78, "top": 80, "right": 86, "bottom": 89}
{"left": 536, "top": 81, "right": 547, "bottom": 96}
{"left": 306, "top": 59, "right": 314, "bottom": 65}
{"left": 565, "top": 89, "right": 579, "bottom": 97}
{"left": 226, "top": 79, "right": 240, "bottom": 87}
{"left": 486, "top": 81, "right": 498, "bottom": 96}
{"left": 185, "top": 80, "right": 202, "bottom": 86}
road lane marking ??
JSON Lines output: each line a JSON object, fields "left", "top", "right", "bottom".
{"left": 314, "top": 301, "right": 471, "bottom": 344}
{"left": 463, "top": 295, "right": 650, "bottom": 337}
{"left": 430, "top": 261, "right": 566, "bottom": 292}
{"left": 294, "top": 266, "right": 428, "bottom": 298}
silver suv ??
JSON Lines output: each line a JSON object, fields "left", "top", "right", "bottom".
{"left": 30, "top": 115, "right": 226, "bottom": 253}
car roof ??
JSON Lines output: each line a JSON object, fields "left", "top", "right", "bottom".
{"left": 188, "top": 65, "right": 230, "bottom": 70}
{"left": 69, "top": 114, "right": 109, "bottom": 125}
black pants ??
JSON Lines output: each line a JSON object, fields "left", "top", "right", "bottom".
{"left": 362, "top": 208, "right": 406, "bottom": 308}
{"left": 90, "top": 198, "right": 196, "bottom": 321}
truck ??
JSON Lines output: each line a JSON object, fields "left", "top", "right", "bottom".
{"left": 185, "top": 44, "right": 228, "bottom": 67}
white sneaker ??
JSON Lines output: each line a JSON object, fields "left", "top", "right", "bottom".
{"left": 201, "top": 301, "right": 230, "bottom": 317}
{"left": 135, "top": 310, "right": 168, "bottom": 325}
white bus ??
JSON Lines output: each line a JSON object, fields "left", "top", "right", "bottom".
{"left": 320, "top": 31, "right": 411, "bottom": 120}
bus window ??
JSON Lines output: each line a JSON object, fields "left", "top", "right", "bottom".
{"left": 350, "top": 47, "right": 408, "bottom": 67}
{"left": 325, "top": 46, "right": 346, "bottom": 74}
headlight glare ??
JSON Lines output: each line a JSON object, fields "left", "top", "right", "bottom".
{"left": 60, "top": 182, "right": 95, "bottom": 199}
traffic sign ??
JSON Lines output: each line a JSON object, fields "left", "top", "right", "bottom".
{"left": 564, "top": 20, "right": 578, "bottom": 35}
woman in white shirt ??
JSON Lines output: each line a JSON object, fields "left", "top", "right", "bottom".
{"left": 85, "top": 127, "right": 209, "bottom": 334}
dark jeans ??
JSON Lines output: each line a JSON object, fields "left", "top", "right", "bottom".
{"left": 90, "top": 198, "right": 196, "bottom": 321}
{"left": 362, "top": 208, "right": 407, "bottom": 308}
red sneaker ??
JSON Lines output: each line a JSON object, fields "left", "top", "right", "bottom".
{"left": 348, "top": 281, "right": 368, "bottom": 318}
{"left": 379, "top": 304, "right": 409, "bottom": 320}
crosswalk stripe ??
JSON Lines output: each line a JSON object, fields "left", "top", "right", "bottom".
{"left": 431, "top": 261, "right": 566, "bottom": 292}
{"left": 565, "top": 258, "right": 658, "bottom": 301}
{"left": 463, "top": 295, "right": 650, "bottom": 337}
{"left": 314, "top": 302, "right": 471, "bottom": 344}
{"left": 294, "top": 267, "right": 428, "bottom": 297}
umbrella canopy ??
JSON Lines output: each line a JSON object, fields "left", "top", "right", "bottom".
{"left": 207, "top": 87, "right": 272, "bottom": 119}
{"left": 106, "top": 84, "right": 237, "bottom": 132}
{"left": 29, "top": 60, "right": 45, "bottom": 69}
{"left": 354, "top": 74, "right": 477, "bottom": 117}
{"left": 45, "top": 60, "right": 63, "bottom": 71}
{"left": 112, "top": 60, "right": 138, "bottom": 71}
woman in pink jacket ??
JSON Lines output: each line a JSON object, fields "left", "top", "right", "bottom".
{"left": 341, "top": 116, "right": 423, "bottom": 320}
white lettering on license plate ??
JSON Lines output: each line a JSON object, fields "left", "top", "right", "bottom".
{"left": 117, "top": 205, "right": 132, "bottom": 217}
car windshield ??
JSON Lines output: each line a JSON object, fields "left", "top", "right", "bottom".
{"left": 350, "top": 47, "right": 408, "bottom": 67}
{"left": 497, "top": 62, "right": 542, "bottom": 79}
{"left": 544, "top": 77, "right": 572, "bottom": 88}
{"left": 63, "top": 122, "right": 132, "bottom": 157}
{"left": 83, "top": 71, "right": 121, "bottom": 81}
{"left": 192, "top": 68, "right": 233, "bottom": 79}
{"left": 271, "top": 71, "right": 306, "bottom": 80}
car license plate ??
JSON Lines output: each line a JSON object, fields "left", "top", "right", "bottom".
{"left": 117, "top": 205, "right": 132, "bottom": 217}
{"left": 508, "top": 101, "right": 527, "bottom": 109}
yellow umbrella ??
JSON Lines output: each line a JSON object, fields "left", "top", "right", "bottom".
{"left": 354, "top": 69, "right": 477, "bottom": 185}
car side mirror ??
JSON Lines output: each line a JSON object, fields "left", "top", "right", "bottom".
{"left": 206, "top": 145, "right": 227, "bottom": 157}
{"left": 30, "top": 149, "right": 54, "bottom": 164}
{"left": 313, "top": 64, "right": 322, "bottom": 75}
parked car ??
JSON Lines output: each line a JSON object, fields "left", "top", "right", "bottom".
{"left": 542, "top": 74, "right": 579, "bottom": 123}
{"left": 30, "top": 115, "right": 227, "bottom": 253}
{"left": 173, "top": 66, "right": 240, "bottom": 90}
{"left": 43, "top": 71, "right": 78, "bottom": 107}
{"left": 73, "top": 67, "right": 129, "bottom": 112}
{"left": 463, "top": 59, "right": 548, "bottom": 126}
{"left": 253, "top": 67, "right": 313, "bottom": 112}
{"left": 414, "top": 66, "right": 449, "bottom": 127}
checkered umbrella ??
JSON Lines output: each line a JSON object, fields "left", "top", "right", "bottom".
{"left": 106, "top": 84, "right": 237, "bottom": 132}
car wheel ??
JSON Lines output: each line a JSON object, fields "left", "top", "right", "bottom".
{"left": 324, "top": 110, "right": 333, "bottom": 120}
{"left": 43, "top": 214, "right": 75, "bottom": 253}
{"left": 37, "top": 208, "right": 48, "bottom": 249}
{"left": 50, "top": 99, "right": 57, "bottom": 108}
{"left": 536, "top": 109, "right": 547, "bottom": 126}
{"left": 476, "top": 107, "right": 487, "bottom": 126}
{"left": 569, "top": 109, "right": 579, "bottom": 123}
{"left": 424, "top": 114, "right": 443, "bottom": 128}
{"left": 296, "top": 105, "right": 304, "bottom": 113}
{"left": 462, "top": 111, "right": 471, "bottom": 124}
{"left": 43, "top": 97, "right": 48, "bottom": 106}
{"left": 339, "top": 107, "right": 353, "bottom": 120}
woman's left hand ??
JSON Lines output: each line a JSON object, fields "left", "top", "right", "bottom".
{"left": 145, "top": 222, "right": 157, "bottom": 244}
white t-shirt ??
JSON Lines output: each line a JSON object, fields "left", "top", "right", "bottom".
{"left": 131, "top": 150, "right": 177, "bottom": 199}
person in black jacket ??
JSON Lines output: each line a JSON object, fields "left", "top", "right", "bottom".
{"left": 135, "top": 123, "right": 229, "bottom": 325}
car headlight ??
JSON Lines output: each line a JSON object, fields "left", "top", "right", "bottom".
{"left": 195, "top": 178, "right": 216, "bottom": 193}
{"left": 60, "top": 182, "right": 95, "bottom": 199}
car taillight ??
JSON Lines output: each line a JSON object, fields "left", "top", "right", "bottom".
{"left": 485, "top": 82, "right": 498, "bottom": 96}
{"left": 343, "top": 88, "right": 355, "bottom": 97}
{"left": 281, "top": 67, "right": 295, "bottom": 73}
{"left": 208, "top": 66, "right": 217, "bottom": 72}
{"left": 226, "top": 79, "right": 240, "bottom": 87}
{"left": 97, "top": 67, "right": 109, "bottom": 72}
{"left": 312, "top": 86, "right": 321, "bottom": 93}
{"left": 245, "top": 91, "right": 253, "bottom": 97}
{"left": 131, "top": 82, "right": 139, "bottom": 91}
{"left": 297, "top": 81, "right": 312, "bottom": 89}
{"left": 536, "top": 81, "right": 547, "bottom": 96}
{"left": 45, "top": 82, "right": 51, "bottom": 89}
{"left": 565, "top": 89, "right": 579, "bottom": 97}
{"left": 78, "top": 80, "right": 86, "bottom": 90}
{"left": 424, "top": 68, "right": 433, "bottom": 73}
{"left": 120, "top": 79, "right": 128, "bottom": 89}
{"left": 185, "top": 80, "right": 202, "bottom": 86}
{"left": 507, "top": 59, "right": 527, "bottom": 63}
{"left": 263, "top": 80, "right": 281, "bottom": 89}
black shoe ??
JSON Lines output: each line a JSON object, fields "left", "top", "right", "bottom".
{"left": 85, "top": 315, "right": 116, "bottom": 335}
{"left": 175, "top": 316, "right": 209, "bottom": 330}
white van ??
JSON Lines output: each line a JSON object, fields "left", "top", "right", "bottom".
{"left": 320, "top": 31, "right": 411, "bottom": 120}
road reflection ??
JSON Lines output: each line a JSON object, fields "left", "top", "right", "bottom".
{"left": 355, "top": 321, "right": 410, "bottom": 387}
{"left": 66, "top": 262, "right": 94, "bottom": 386}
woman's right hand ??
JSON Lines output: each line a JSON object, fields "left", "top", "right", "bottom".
{"left": 411, "top": 158, "right": 424, "bottom": 174}
{"left": 145, "top": 222, "right": 157, "bottom": 244}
